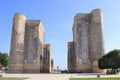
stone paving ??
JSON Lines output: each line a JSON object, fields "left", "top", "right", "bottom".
{"left": 1, "top": 73, "right": 120, "bottom": 80}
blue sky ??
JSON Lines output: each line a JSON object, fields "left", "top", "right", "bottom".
{"left": 0, "top": 0, "right": 120, "bottom": 70}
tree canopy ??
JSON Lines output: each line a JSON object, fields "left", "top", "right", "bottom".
{"left": 0, "top": 52, "right": 8, "bottom": 67}
{"left": 98, "top": 49, "right": 120, "bottom": 69}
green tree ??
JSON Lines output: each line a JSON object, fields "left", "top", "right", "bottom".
{"left": 0, "top": 52, "right": 8, "bottom": 67}
{"left": 98, "top": 49, "right": 120, "bottom": 69}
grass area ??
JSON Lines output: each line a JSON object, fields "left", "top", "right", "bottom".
{"left": 70, "top": 78, "right": 120, "bottom": 80}
{"left": 0, "top": 78, "right": 25, "bottom": 80}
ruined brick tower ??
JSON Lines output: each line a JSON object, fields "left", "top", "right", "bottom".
{"left": 9, "top": 13, "right": 53, "bottom": 73}
{"left": 68, "top": 9, "right": 105, "bottom": 73}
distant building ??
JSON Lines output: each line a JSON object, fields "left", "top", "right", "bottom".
{"left": 9, "top": 13, "right": 53, "bottom": 73}
{"left": 68, "top": 9, "right": 105, "bottom": 73}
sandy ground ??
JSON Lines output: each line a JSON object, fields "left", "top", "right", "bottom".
{"left": 1, "top": 73, "right": 120, "bottom": 80}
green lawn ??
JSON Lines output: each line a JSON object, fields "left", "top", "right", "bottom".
{"left": 0, "top": 78, "right": 25, "bottom": 80}
{"left": 70, "top": 78, "right": 120, "bottom": 80}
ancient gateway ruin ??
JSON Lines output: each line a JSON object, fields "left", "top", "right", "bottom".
{"left": 68, "top": 9, "right": 105, "bottom": 73}
{"left": 9, "top": 9, "right": 105, "bottom": 73}
{"left": 9, "top": 13, "right": 53, "bottom": 73}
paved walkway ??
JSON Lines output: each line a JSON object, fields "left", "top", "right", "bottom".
{"left": 2, "top": 73, "right": 120, "bottom": 80}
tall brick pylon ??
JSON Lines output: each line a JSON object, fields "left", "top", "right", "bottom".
{"left": 9, "top": 13, "right": 26, "bottom": 73}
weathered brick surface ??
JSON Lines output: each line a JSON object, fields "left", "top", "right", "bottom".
{"left": 42, "top": 44, "right": 53, "bottom": 73}
{"left": 68, "top": 9, "right": 105, "bottom": 73}
{"left": 9, "top": 13, "right": 26, "bottom": 73}
{"left": 9, "top": 13, "right": 53, "bottom": 73}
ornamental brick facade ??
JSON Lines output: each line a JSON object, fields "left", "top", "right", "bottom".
{"left": 9, "top": 13, "right": 53, "bottom": 73}
{"left": 68, "top": 9, "right": 105, "bottom": 73}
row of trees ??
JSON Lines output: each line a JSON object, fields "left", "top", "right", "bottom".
{"left": 0, "top": 52, "right": 8, "bottom": 68}
{"left": 98, "top": 49, "right": 120, "bottom": 69}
